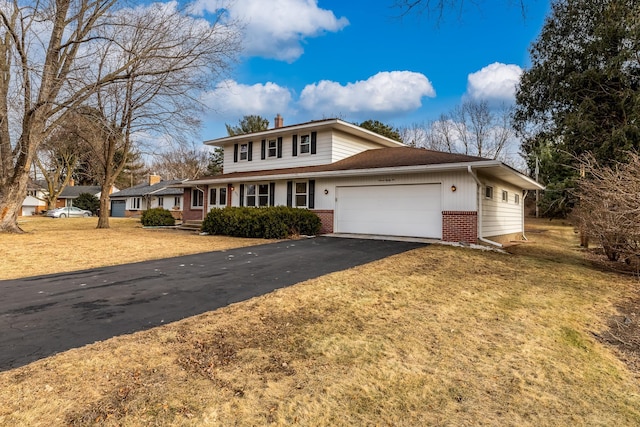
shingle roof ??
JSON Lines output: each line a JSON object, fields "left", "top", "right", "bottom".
{"left": 59, "top": 186, "right": 102, "bottom": 198}
{"left": 190, "top": 147, "right": 488, "bottom": 182}
{"left": 110, "top": 180, "right": 184, "bottom": 198}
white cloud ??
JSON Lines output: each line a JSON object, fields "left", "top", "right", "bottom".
{"left": 299, "top": 71, "right": 436, "bottom": 116}
{"left": 202, "top": 80, "right": 293, "bottom": 119}
{"left": 466, "top": 62, "right": 523, "bottom": 102}
{"left": 190, "top": 0, "right": 349, "bottom": 62}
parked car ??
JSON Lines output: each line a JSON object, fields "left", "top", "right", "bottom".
{"left": 46, "top": 206, "right": 92, "bottom": 218}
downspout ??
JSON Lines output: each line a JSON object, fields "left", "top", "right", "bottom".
{"left": 521, "top": 190, "right": 529, "bottom": 241}
{"left": 467, "top": 165, "right": 503, "bottom": 248}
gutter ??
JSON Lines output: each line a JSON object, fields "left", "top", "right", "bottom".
{"left": 467, "top": 165, "right": 503, "bottom": 248}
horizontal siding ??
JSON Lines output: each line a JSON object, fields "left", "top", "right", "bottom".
{"left": 480, "top": 178, "right": 523, "bottom": 237}
{"left": 222, "top": 130, "right": 332, "bottom": 173}
{"left": 331, "top": 130, "right": 385, "bottom": 162}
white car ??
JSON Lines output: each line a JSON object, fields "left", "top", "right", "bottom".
{"left": 46, "top": 206, "right": 92, "bottom": 218}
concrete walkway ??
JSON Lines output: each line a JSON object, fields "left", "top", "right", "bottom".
{"left": 0, "top": 236, "right": 426, "bottom": 371}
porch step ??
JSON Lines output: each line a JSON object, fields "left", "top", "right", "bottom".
{"left": 177, "top": 220, "right": 203, "bottom": 232}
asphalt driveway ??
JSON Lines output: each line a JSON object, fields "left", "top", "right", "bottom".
{"left": 0, "top": 236, "right": 426, "bottom": 371}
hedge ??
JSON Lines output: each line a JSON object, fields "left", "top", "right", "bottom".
{"left": 202, "top": 206, "right": 321, "bottom": 239}
{"left": 141, "top": 208, "right": 176, "bottom": 227}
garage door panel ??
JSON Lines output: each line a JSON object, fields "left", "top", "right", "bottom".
{"left": 336, "top": 184, "right": 442, "bottom": 238}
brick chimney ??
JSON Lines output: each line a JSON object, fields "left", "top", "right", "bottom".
{"left": 274, "top": 114, "right": 284, "bottom": 129}
{"left": 69, "top": 178, "right": 75, "bottom": 186}
{"left": 149, "top": 174, "right": 161, "bottom": 186}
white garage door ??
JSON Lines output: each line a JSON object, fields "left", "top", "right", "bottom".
{"left": 335, "top": 184, "right": 442, "bottom": 238}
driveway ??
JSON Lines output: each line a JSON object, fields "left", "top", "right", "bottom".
{"left": 0, "top": 236, "right": 426, "bottom": 371}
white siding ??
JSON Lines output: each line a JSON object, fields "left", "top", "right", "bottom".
{"left": 480, "top": 176, "right": 523, "bottom": 238}
{"left": 222, "top": 130, "right": 333, "bottom": 173}
{"left": 331, "top": 130, "right": 385, "bottom": 162}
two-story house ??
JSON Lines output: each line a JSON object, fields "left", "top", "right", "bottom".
{"left": 178, "top": 117, "right": 544, "bottom": 245}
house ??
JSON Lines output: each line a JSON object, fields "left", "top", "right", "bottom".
{"left": 109, "top": 175, "right": 185, "bottom": 219}
{"left": 21, "top": 180, "right": 47, "bottom": 216}
{"left": 55, "top": 183, "right": 104, "bottom": 208}
{"left": 177, "top": 117, "right": 544, "bottom": 245}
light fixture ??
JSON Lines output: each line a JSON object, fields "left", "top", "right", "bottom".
{"left": 324, "top": 189, "right": 329, "bottom": 195}
{"left": 451, "top": 185, "right": 457, "bottom": 192}
{"left": 230, "top": 186, "right": 235, "bottom": 191}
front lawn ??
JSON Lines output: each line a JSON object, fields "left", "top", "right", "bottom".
{"left": 1, "top": 219, "right": 639, "bottom": 425}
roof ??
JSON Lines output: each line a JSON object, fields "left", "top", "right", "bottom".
{"left": 204, "top": 118, "right": 406, "bottom": 149}
{"left": 176, "top": 147, "right": 544, "bottom": 190}
{"left": 110, "top": 180, "right": 185, "bottom": 198}
{"left": 59, "top": 186, "right": 102, "bottom": 198}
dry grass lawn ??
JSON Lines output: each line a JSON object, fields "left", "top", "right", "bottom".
{"left": 0, "top": 217, "right": 268, "bottom": 280}
{"left": 1, "top": 217, "right": 640, "bottom": 426}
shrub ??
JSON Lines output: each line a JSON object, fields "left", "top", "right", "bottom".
{"left": 202, "top": 206, "right": 321, "bottom": 239}
{"left": 141, "top": 208, "right": 176, "bottom": 227}
{"left": 74, "top": 192, "right": 100, "bottom": 214}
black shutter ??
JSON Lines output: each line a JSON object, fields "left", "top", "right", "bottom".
{"left": 269, "top": 182, "right": 275, "bottom": 206}
{"left": 292, "top": 135, "right": 298, "bottom": 157}
{"left": 239, "top": 184, "right": 245, "bottom": 207}
{"left": 311, "top": 132, "right": 317, "bottom": 154}
{"left": 308, "top": 180, "right": 315, "bottom": 209}
{"left": 277, "top": 137, "right": 283, "bottom": 158}
{"left": 248, "top": 141, "right": 253, "bottom": 161}
{"left": 261, "top": 140, "right": 266, "bottom": 160}
{"left": 286, "top": 181, "right": 293, "bottom": 207}
{"left": 233, "top": 144, "right": 238, "bottom": 162}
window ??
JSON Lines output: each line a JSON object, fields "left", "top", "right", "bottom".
{"left": 240, "top": 143, "right": 248, "bottom": 161}
{"left": 295, "top": 182, "right": 307, "bottom": 207}
{"left": 27, "top": 190, "right": 36, "bottom": 197}
{"left": 485, "top": 186, "right": 493, "bottom": 199}
{"left": 219, "top": 188, "right": 227, "bottom": 206}
{"left": 246, "top": 184, "right": 256, "bottom": 207}
{"left": 268, "top": 139, "right": 277, "bottom": 157}
{"left": 191, "top": 188, "right": 203, "bottom": 208}
{"left": 131, "top": 197, "right": 141, "bottom": 210}
{"left": 300, "top": 135, "right": 311, "bottom": 154}
{"left": 502, "top": 190, "right": 508, "bottom": 202}
{"left": 174, "top": 196, "right": 181, "bottom": 208}
{"left": 515, "top": 194, "right": 520, "bottom": 205}
{"left": 157, "top": 197, "right": 164, "bottom": 208}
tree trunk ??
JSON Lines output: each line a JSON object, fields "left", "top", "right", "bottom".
{"left": 0, "top": 169, "right": 30, "bottom": 233}
{"left": 97, "top": 183, "right": 111, "bottom": 229}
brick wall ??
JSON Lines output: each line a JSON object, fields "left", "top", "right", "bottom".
{"left": 312, "top": 209, "right": 334, "bottom": 234}
{"left": 442, "top": 211, "right": 478, "bottom": 244}
{"left": 182, "top": 189, "right": 203, "bottom": 221}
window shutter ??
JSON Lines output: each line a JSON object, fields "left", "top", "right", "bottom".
{"left": 311, "top": 132, "right": 317, "bottom": 154}
{"left": 269, "top": 182, "right": 275, "bottom": 206}
{"left": 286, "top": 181, "right": 293, "bottom": 207}
{"left": 248, "top": 141, "right": 253, "bottom": 161}
{"left": 277, "top": 137, "right": 283, "bottom": 158}
{"left": 239, "top": 184, "right": 245, "bottom": 207}
{"left": 292, "top": 135, "right": 298, "bottom": 157}
{"left": 233, "top": 144, "right": 238, "bottom": 162}
{"left": 308, "top": 180, "right": 315, "bottom": 209}
{"left": 261, "top": 140, "right": 266, "bottom": 160}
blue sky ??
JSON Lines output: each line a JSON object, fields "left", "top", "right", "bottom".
{"left": 193, "top": 0, "right": 551, "bottom": 140}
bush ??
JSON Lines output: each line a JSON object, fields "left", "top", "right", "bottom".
{"left": 141, "top": 208, "right": 176, "bottom": 227}
{"left": 74, "top": 192, "right": 100, "bottom": 215}
{"left": 202, "top": 206, "right": 321, "bottom": 239}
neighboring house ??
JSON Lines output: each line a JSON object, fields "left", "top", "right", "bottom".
{"left": 177, "top": 117, "right": 544, "bottom": 245}
{"left": 55, "top": 183, "right": 105, "bottom": 208}
{"left": 21, "top": 180, "right": 47, "bottom": 216}
{"left": 109, "top": 175, "right": 185, "bottom": 219}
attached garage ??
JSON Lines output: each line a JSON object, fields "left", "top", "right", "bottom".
{"left": 110, "top": 200, "right": 126, "bottom": 217}
{"left": 335, "top": 184, "right": 442, "bottom": 238}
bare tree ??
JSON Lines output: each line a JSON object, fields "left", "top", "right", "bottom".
{"left": 393, "top": 0, "right": 528, "bottom": 20}
{"left": 151, "top": 145, "right": 210, "bottom": 181}
{"left": 574, "top": 152, "right": 640, "bottom": 264}
{"left": 0, "top": 0, "right": 241, "bottom": 232}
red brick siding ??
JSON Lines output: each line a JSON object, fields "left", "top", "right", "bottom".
{"left": 312, "top": 209, "right": 334, "bottom": 234}
{"left": 182, "top": 188, "right": 204, "bottom": 221}
{"left": 442, "top": 211, "right": 478, "bottom": 244}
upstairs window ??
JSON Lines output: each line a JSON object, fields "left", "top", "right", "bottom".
{"left": 239, "top": 143, "right": 248, "bottom": 161}
{"left": 300, "top": 135, "right": 311, "bottom": 154}
{"left": 268, "top": 139, "right": 277, "bottom": 157}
